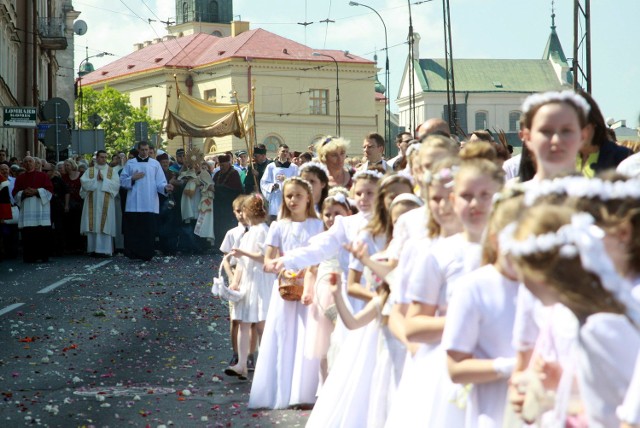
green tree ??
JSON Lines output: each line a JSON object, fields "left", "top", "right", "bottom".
{"left": 76, "top": 85, "right": 161, "bottom": 155}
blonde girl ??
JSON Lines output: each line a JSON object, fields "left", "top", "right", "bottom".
{"left": 307, "top": 193, "right": 421, "bottom": 428}
{"left": 520, "top": 91, "right": 590, "bottom": 180}
{"left": 265, "top": 170, "right": 382, "bottom": 314}
{"left": 442, "top": 191, "right": 524, "bottom": 427}
{"left": 346, "top": 174, "right": 413, "bottom": 304}
{"left": 224, "top": 194, "right": 275, "bottom": 380}
{"left": 302, "top": 189, "right": 352, "bottom": 385}
{"left": 384, "top": 157, "right": 463, "bottom": 426}
{"left": 219, "top": 194, "right": 249, "bottom": 368}
{"left": 508, "top": 175, "right": 640, "bottom": 427}
{"left": 248, "top": 177, "right": 324, "bottom": 409}
{"left": 387, "top": 134, "right": 460, "bottom": 269}
{"left": 400, "top": 157, "right": 505, "bottom": 426}
{"left": 502, "top": 203, "right": 640, "bottom": 427}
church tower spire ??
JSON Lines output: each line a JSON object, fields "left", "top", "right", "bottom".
{"left": 542, "top": 0, "right": 567, "bottom": 65}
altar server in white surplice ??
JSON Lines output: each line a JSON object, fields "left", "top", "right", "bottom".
{"left": 80, "top": 150, "right": 121, "bottom": 256}
{"left": 120, "top": 141, "right": 173, "bottom": 261}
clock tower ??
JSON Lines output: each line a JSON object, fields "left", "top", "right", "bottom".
{"left": 170, "top": 0, "right": 234, "bottom": 37}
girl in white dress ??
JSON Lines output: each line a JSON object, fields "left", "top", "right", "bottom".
{"left": 224, "top": 194, "right": 275, "bottom": 379}
{"left": 306, "top": 187, "right": 419, "bottom": 428}
{"left": 384, "top": 156, "right": 463, "bottom": 426}
{"left": 502, "top": 203, "right": 640, "bottom": 428}
{"left": 507, "top": 175, "right": 640, "bottom": 427}
{"left": 401, "top": 155, "right": 505, "bottom": 427}
{"left": 442, "top": 191, "right": 524, "bottom": 428}
{"left": 501, "top": 91, "right": 596, "bottom": 425}
{"left": 346, "top": 174, "right": 414, "bottom": 306}
{"left": 265, "top": 171, "right": 381, "bottom": 313}
{"left": 301, "top": 190, "right": 352, "bottom": 385}
{"left": 248, "top": 177, "right": 324, "bottom": 409}
{"left": 264, "top": 171, "right": 382, "bottom": 369}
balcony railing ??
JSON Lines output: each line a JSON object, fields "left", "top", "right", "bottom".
{"left": 38, "top": 17, "right": 67, "bottom": 50}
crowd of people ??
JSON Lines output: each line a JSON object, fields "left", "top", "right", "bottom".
{"left": 2, "top": 88, "right": 640, "bottom": 426}
{"left": 209, "top": 90, "right": 640, "bottom": 428}
{"left": 0, "top": 141, "right": 333, "bottom": 262}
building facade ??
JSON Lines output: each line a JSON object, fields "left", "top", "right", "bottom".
{"left": 0, "top": 0, "right": 79, "bottom": 159}
{"left": 80, "top": 8, "right": 382, "bottom": 158}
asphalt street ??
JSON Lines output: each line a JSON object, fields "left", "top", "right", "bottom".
{"left": 0, "top": 253, "right": 310, "bottom": 427}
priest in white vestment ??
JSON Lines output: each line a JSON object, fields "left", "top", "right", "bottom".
{"left": 80, "top": 150, "right": 121, "bottom": 256}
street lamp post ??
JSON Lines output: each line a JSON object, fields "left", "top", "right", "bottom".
{"left": 348, "top": 1, "right": 391, "bottom": 153}
{"left": 312, "top": 52, "right": 341, "bottom": 137}
{"left": 77, "top": 50, "right": 113, "bottom": 129}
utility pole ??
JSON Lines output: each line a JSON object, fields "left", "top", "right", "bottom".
{"left": 573, "top": 0, "right": 591, "bottom": 93}
{"left": 442, "top": 0, "right": 458, "bottom": 136}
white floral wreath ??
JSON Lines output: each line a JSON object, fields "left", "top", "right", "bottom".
{"left": 524, "top": 176, "right": 640, "bottom": 206}
{"left": 500, "top": 213, "right": 640, "bottom": 326}
{"left": 521, "top": 90, "right": 591, "bottom": 121}
{"left": 299, "top": 161, "right": 330, "bottom": 178}
{"left": 353, "top": 170, "right": 384, "bottom": 180}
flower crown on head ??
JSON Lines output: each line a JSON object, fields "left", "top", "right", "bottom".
{"left": 423, "top": 166, "right": 458, "bottom": 187}
{"left": 353, "top": 170, "right": 384, "bottom": 181}
{"left": 521, "top": 90, "right": 591, "bottom": 121}
{"left": 389, "top": 193, "right": 424, "bottom": 210}
{"left": 330, "top": 193, "right": 347, "bottom": 205}
{"left": 283, "top": 175, "right": 313, "bottom": 192}
{"left": 299, "top": 161, "right": 329, "bottom": 177}
{"left": 500, "top": 212, "right": 640, "bottom": 325}
{"left": 523, "top": 176, "right": 640, "bottom": 206}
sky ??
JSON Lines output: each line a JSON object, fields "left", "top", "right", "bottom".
{"left": 72, "top": 0, "right": 640, "bottom": 128}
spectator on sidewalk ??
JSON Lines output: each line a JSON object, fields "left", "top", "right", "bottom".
{"left": 12, "top": 156, "right": 53, "bottom": 263}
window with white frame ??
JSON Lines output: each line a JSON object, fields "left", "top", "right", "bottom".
{"left": 203, "top": 89, "right": 217, "bottom": 103}
{"left": 509, "top": 111, "right": 521, "bottom": 132}
{"left": 140, "top": 96, "right": 152, "bottom": 116}
{"left": 475, "top": 111, "right": 488, "bottom": 130}
{"left": 309, "top": 89, "right": 329, "bottom": 115}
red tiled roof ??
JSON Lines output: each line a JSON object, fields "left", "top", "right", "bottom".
{"left": 81, "top": 28, "right": 374, "bottom": 86}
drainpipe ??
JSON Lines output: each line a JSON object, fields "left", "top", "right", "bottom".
{"left": 31, "top": 0, "right": 38, "bottom": 155}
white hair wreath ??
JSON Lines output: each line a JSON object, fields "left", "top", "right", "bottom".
{"left": 500, "top": 213, "right": 640, "bottom": 325}
{"left": 521, "top": 90, "right": 591, "bottom": 122}
{"left": 353, "top": 170, "right": 384, "bottom": 180}
{"left": 299, "top": 161, "right": 329, "bottom": 177}
{"left": 523, "top": 176, "right": 640, "bottom": 206}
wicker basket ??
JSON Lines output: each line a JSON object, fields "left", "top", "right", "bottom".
{"left": 278, "top": 269, "right": 305, "bottom": 302}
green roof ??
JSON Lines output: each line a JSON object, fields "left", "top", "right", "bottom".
{"left": 416, "top": 58, "right": 570, "bottom": 93}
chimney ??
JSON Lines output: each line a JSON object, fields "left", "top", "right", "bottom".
{"left": 133, "top": 42, "right": 144, "bottom": 51}
{"left": 231, "top": 21, "right": 250, "bottom": 37}
{"left": 163, "top": 35, "right": 176, "bottom": 41}
{"left": 153, "top": 38, "right": 161, "bottom": 44}
{"left": 411, "top": 32, "right": 421, "bottom": 60}
{"left": 143, "top": 40, "right": 152, "bottom": 47}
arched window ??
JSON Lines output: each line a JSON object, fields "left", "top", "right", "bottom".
{"left": 182, "top": 2, "right": 189, "bottom": 23}
{"left": 263, "top": 135, "right": 284, "bottom": 153}
{"left": 209, "top": 1, "right": 219, "bottom": 22}
{"left": 475, "top": 111, "right": 488, "bottom": 131}
{"left": 509, "top": 111, "right": 521, "bottom": 132}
